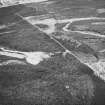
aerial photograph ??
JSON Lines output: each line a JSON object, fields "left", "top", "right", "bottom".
{"left": 0, "top": 0, "right": 105, "bottom": 105}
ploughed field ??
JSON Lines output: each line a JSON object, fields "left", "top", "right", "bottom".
{"left": 0, "top": 0, "right": 105, "bottom": 105}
